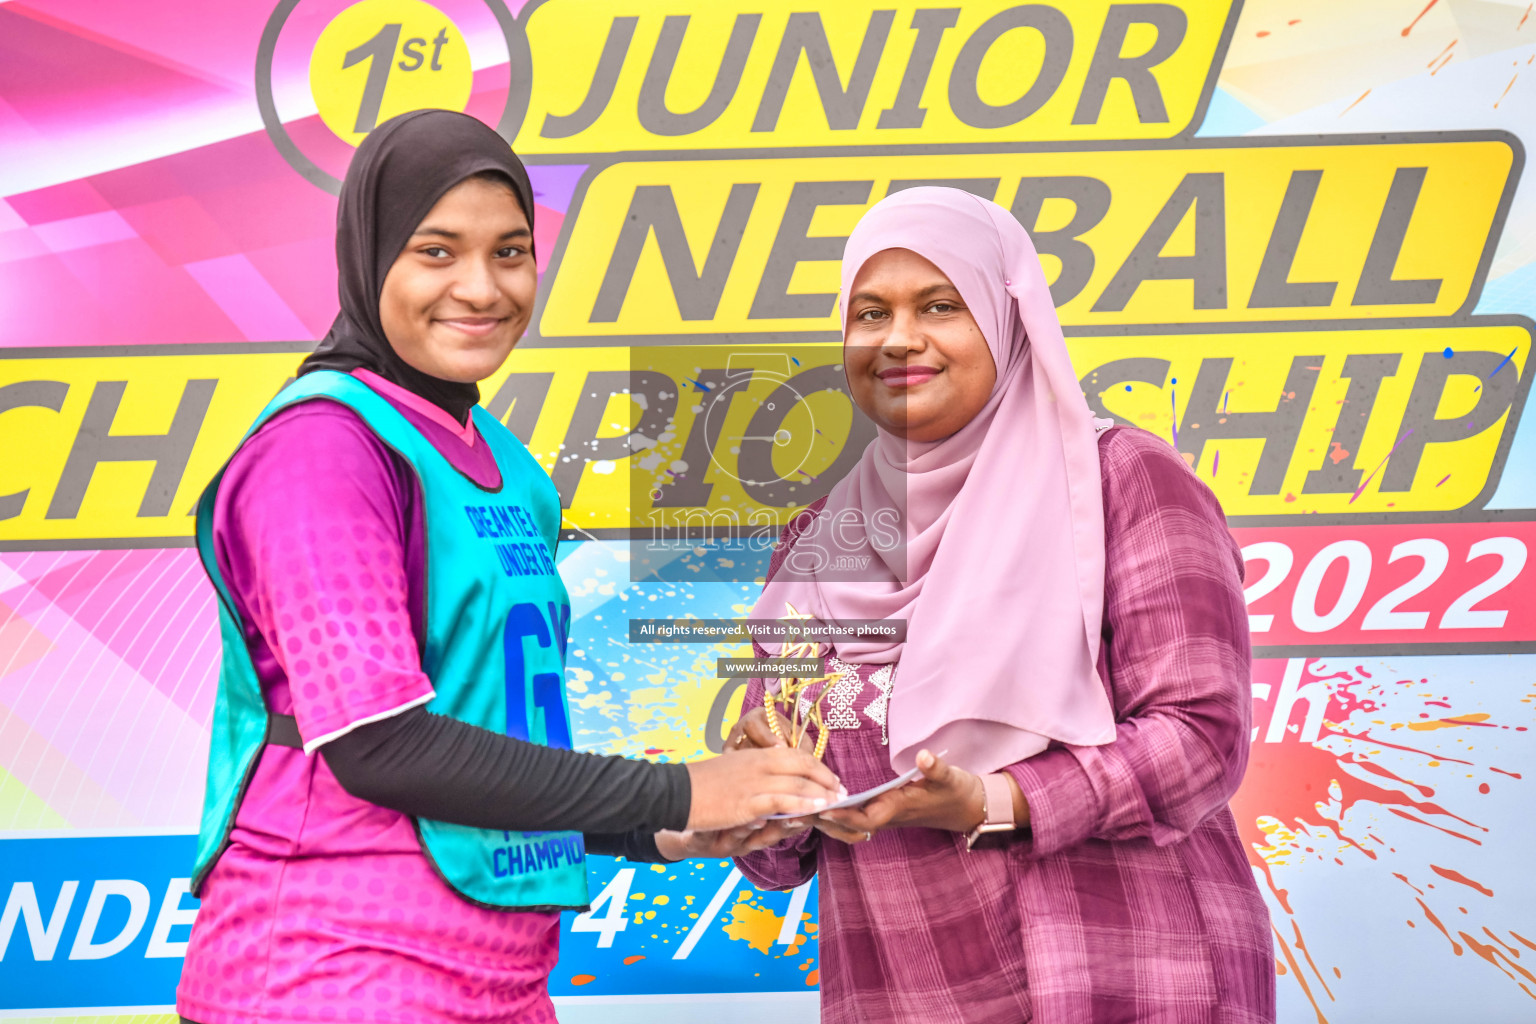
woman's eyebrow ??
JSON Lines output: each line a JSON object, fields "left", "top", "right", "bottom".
{"left": 410, "top": 226, "right": 533, "bottom": 240}
{"left": 849, "top": 281, "right": 956, "bottom": 305}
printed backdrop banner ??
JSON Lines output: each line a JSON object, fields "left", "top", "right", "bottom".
{"left": 2, "top": 0, "right": 1534, "bottom": 1021}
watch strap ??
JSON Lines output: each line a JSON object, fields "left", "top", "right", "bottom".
{"left": 981, "top": 773, "right": 1016, "bottom": 829}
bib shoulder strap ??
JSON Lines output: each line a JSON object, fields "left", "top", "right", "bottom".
{"left": 469, "top": 403, "right": 531, "bottom": 464}
{"left": 254, "top": 370, "right": 437, "bottom": 465}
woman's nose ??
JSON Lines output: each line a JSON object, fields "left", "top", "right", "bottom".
{"left": 450, "top": 258, "right": 500, "bottom": 308}
{"left": 883, "top": 310, "right": 926, "bottom": 354}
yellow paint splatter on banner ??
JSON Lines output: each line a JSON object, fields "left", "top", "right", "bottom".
{"left": 724, "top": 901, "right": 788, "bottom": 954}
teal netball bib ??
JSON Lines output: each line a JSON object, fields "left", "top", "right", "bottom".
{"left": 192, "top": 370, "right": 588, "bottom": 911}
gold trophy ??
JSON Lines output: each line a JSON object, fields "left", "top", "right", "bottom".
{"left": 761, "top": 604, "right": 832, "bottom": 760}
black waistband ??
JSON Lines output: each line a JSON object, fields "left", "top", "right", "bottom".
{"left": 266, "top": 713, "right": 304, "bottom": 749}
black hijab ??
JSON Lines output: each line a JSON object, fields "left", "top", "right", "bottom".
{"left": 299, "top": 109, "right": 536, "bottom": 424}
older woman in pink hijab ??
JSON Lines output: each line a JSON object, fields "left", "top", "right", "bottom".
{"left": 725, "top": 188, "right": 1274, "bottom": 1023}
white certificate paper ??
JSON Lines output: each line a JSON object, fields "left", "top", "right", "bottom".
{"left": 766, "top": 751, "right": 947, "bottom": 819}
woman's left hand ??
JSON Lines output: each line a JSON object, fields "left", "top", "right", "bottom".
{"left": 818, "top": 749, "right": 986, "bottom": 837}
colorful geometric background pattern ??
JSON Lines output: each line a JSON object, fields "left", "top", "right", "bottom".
{"left": 3, "top": 0, "right": 1536, "bottom": 1020}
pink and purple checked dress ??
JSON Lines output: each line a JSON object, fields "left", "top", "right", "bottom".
{"left": 737, "top": 427, "right": 1276, "bottom": 1024}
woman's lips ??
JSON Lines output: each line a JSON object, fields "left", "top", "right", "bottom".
{"left": 437, "top": 317, "right": 505, "bottom": 337}
{"left": 876, "top": 366, "right": 939, "bottom": 387}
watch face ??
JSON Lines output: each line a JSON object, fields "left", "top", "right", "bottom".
{"left": 966, "top": 824, "right": 1012, "bottom": 851}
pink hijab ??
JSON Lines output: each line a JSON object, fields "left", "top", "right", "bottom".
{"left": 753, "top": 187, "right": 1117, "bottom": 776}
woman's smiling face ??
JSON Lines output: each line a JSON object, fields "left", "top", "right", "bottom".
{"left": 378, "top": 174, "right": 537, "bottom": 384}
{"left": 843, "top": 247, "right": 998, "bottom": 442}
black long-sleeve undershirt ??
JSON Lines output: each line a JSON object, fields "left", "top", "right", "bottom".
{"left": 318, "top": 705, "right": 691, "bottom": 863}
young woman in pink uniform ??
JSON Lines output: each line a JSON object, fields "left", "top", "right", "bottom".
{"left": 727, "top": 188, "right": 1275, "bottom": 1023}
{"left": 176, "top": 110, "right": 840, "bottom": 1024}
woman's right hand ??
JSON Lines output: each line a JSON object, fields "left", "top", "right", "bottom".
{"left": 724, "top": 705, "right": 812, "bottom": 753}
{"left": 654, "top": 820, "right": 813, "bottom": 861}
{"left": 685, "top": 747, "right": 842, "bottom": 831}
